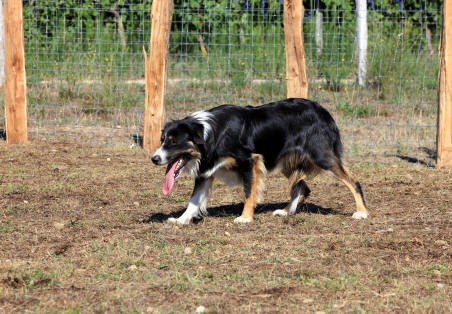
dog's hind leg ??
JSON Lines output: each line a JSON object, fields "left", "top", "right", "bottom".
{"left": 330, "top": 161, "right": 369, "bottom": 219}
{"left": 273, "top": 172, "right": 310, "bottom": 216}
{"left": 234, "top": 154, "right": 266, "bottom": 223}
{"left": 168, "top": 177, "right": 213, "bottom": 225}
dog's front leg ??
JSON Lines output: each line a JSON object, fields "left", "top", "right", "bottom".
{"left": 168, "top": 177, "right": 213, "bottom": 225}
{"left": 234, "top": 154, "right": 266, "bottom": 224}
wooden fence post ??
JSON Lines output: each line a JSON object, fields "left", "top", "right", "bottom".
{"left": 0, "top": 0, "right": 5, "bottom": 88}
{"left": 3, "top": 0, "right": 27, "bottom": 144}
{"left": 437, "top": 0, "right": 452, "bottom": 168}
{"left": 284, "top": 0, "right": 308, "bottom": 98}
{"left": 143, "top": 0, "right": 174, "bottom": 151}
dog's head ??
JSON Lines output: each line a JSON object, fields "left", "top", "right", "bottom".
{"left": 151, "top": 112, "right": 212, "bottom": 195}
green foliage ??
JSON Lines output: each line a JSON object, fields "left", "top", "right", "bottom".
{"left": 336, "top": 104, "right": 370, "bottom": 118}
{"left": 24, "top": 0, "right": 148, "bottom": 53}
{"left": 22, "top": 0, "right": 440, "bottom": 110}
{"left": 22, "top": 269, "right": 55, "bottom": 288}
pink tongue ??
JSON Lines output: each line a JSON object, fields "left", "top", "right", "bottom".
{"left": 162, "top": 161, "right": 179, "bottom": 195}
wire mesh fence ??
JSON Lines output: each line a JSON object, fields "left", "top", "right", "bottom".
{"left": 0, "top": 0, "right": 442, "bottom": 164}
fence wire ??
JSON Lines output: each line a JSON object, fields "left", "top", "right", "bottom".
{"left": 0, "top": 0, "right": 442, "bottom": 164}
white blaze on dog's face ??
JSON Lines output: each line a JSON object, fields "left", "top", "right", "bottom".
{"left": 151, "top": 121, "right": 203, "bottom": 196}
{"left": 152, "top": 146, "right": 169, "bottom": 164}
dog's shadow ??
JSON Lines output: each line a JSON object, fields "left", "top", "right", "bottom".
{"left": 143, "top": 202, "right": 340, "bottom": 223}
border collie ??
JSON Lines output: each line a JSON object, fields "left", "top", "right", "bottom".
{"left": 151, "top": 98, "right": 368, "bottom": 224}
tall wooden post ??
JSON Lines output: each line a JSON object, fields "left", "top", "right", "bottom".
{"left": 437, "top": 0, "right": 452, "bottom": 168}
{"left": 284, "top": 0, "right": 308, "bottom": 98}
{"left": 3, "top": 0, "right": 27, "bottom": 144}
{"left": 0, "top": 0, "right": 5, "bottom": 88}
{"left": 143, "top": 0, "right": 173, "bottom": 151}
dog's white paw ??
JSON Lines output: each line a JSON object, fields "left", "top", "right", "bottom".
{"left": 167, "top": 217, "right": 190, "bottom": 225}
{"left": 234, "top": 216, "right": 252, "bottom": 224}
{"left": 272, "top": 209, "right": 288, "bottom": 216}
{"left": 352, "top": 212, "right": 368, "bottom": 220}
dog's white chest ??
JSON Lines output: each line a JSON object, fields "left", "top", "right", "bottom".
{"left": 201, "top": 159, "right": 242, "bottom": 186}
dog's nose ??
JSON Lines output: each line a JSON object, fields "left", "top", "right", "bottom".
{"left": 151, "top": 155, "right": 161, "bottom": 165}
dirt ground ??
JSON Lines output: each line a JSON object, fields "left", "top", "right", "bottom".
{"left": 0, "top": 142, "right": 451, "bottom": 313}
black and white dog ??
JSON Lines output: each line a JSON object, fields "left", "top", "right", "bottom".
{"left": 151, "top": 98, "right": 368, "bottom": 224}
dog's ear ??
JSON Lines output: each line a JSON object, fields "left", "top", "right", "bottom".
{"left": 192, "top": 123, "right": 205, "bottom": 145}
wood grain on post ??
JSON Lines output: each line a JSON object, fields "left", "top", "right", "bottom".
{"left": 143, "top": 0, "right": 174, "bottom": 151}
{"left": 284, "top": 0, "right": 308, "bottom": 99}
{"left": 437, "top": 0, "right": 452, "bottom": 168}
{"left": 3, "top": 0, "right": 27, "bottom": 144}
{"left": 0, "top": 0, "right": 5, "bottom": 88}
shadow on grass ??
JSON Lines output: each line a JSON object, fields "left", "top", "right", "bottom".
{"left": 390, "top": 154, "right": 435, "bottom": 168}
{"left": 130, "top": 134, "right": 143, "bottom": 148}
{"left": 143, "top": 202, "right": 340, "bottom": 223}
{"left": 418, "top": 147, "right": 436, "bottom": 160}
{"left": 386, "top": 146, "right": 436, "bottom": 168}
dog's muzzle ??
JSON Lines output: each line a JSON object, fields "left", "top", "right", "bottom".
{"left": 151, "top": 155, "right": 161, "bottom": 165}
{"left": 151, "top": 147, "right": 168, "bottom": 165}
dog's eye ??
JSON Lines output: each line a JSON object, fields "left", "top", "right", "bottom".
{"left": 171, "top": 138, "right": 177, "bottom": 145}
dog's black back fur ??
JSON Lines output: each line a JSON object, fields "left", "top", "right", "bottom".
{"left": 196, "top": 98, "right": 342, "bottom": 173}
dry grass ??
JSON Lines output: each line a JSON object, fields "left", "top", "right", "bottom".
{"left": 13, "top": 80, "right": 438, "bottom": 164}
{"left": 0, "top": 142, "right": 451, "bottom": 313}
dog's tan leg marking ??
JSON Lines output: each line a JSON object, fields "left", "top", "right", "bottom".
{"left": 222, "top": 156, "right": 237, "bottom": 169}
{"left": 332, "top": 163, "right": 368, "bottom": 219}
{"left": 234, "top": 154, "right": 266, "bottom": 223}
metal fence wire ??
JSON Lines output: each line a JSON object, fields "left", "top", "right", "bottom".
{"left": 1, "top": 0, "right": 442, "bottom": 164}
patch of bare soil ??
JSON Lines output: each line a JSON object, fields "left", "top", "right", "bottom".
{"left": 0, "top": 142, "right": 451, "bottom": 313}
